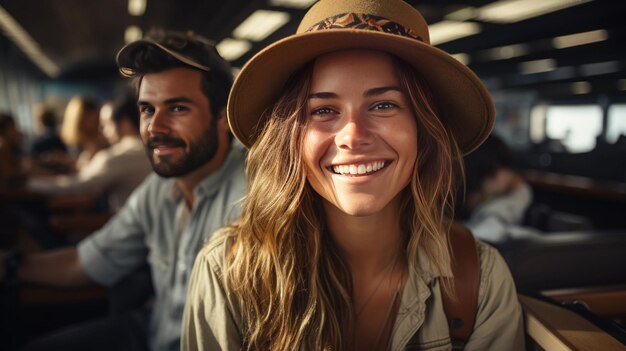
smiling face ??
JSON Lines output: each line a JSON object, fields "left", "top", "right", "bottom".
{"left": 138, "top": 67, "right": 219, "bottom": 178}
{"left": 303, "top": 50, "right": 418, "bottom": 217}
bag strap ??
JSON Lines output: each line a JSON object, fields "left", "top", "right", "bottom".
{"left": 441, "top": 222, "right": 480, "bottom": 350}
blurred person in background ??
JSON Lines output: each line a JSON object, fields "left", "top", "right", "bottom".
{"left": 29, "top": 104, "right": 68, "bottom": 164}
{"left": 58, "top": 96, "right": 108, "bottom": 171}
{"left": 27, "top": 94, "right": 152, "bottom": 212}
{"left": 458, "top": 134, "right": 534, "bottom": 243}
{"left": 0, "top": 112, "right": 25, "bottom": 190}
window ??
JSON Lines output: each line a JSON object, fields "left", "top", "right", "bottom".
{"left": 607, "top": 104, "right": 626, "bottom": 144}
{"left": 544, "top": 105, "right": 602, "bottom": 153}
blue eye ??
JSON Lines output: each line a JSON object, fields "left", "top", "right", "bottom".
{"left": 312, "top": 107, "right": 335, "bottom": 115}
{"left": 140, "top": 105, "right": 155, "bottom": 115}
{"left": 310, "top": 107, "right": 338, "bottom": 121}
{"left": 171, "top": 105, "right": 188, "bottom": 113}
{"left": 372, "top": 102, "right": 397, "bottom": 110}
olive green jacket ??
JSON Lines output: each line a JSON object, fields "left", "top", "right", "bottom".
{"left": 182, "top": 236, "right": 525, "bottom": 351}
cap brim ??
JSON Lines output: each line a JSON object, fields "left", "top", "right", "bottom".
{"left": 228, "top": 30, "right": 494, "bottom": 154}
{"left": 116, "top": 40, "right": 155, "bottom": 73}
{"left": 116, "top": 40, "right": 210, "bottom": 76}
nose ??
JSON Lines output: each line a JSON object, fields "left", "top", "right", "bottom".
{"left": 335, "top": 111, "right": 374, "bottom": 150}
{"left": 147, "top": 109, "right": 170, "bottom": 135}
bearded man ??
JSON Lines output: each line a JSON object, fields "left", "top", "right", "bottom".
{"left": 4, "top": 30, "right": 246, "bottom": 351}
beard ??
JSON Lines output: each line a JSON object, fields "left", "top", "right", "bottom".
{"left": 145, "top": 123, "right": 219, "bottom": 178}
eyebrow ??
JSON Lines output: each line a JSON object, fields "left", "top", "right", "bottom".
{"left": 137, "top": 97, "right": 194, "bottom": 106}
{"left": 364, "top": 86, "right": 403, "bottom": 97}
{"left": 308, "top": 86, "right": 403, "bottom": 100}
{"left": 308, "top": 92, "right": 338, "bottom": 99}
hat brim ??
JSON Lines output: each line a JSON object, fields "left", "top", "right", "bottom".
{"left": 228, "top": 29, "right": 494, "bottom": 154}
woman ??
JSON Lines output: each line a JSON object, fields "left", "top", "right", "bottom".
{"left": 183, "top": 0, "right": 524, "bottom": 350}
{"left": 59, "top": 96, "right": 108, "bottom": 171}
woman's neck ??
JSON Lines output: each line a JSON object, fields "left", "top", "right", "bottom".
{"left": 324, "top": 195, "right": 405, "bottom": 274}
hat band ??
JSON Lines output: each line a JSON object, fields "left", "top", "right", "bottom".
{"left": 306, "top": 13, "right": 424, "bottom": 42}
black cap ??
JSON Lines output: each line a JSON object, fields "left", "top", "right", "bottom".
{"left": 116, "top": 29, "right": 232, "bottom": 79}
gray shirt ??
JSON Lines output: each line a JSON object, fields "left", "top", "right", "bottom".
{"left": 78, "top": 143, "right": 247, "bottom": 351}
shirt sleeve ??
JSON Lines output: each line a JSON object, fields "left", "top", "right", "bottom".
{"left": 77, "top": 178, "right": 151, "bottom": 287}
{"left": 182, "top": 240, "right": 242, "bottom": 351}
{"left": 465, "top": 242, "right": 525, "bottom": 351}
{"left": 466, "top": 183, "right": 533, "bottom": 242}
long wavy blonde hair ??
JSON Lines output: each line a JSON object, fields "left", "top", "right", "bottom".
{"left": 219, "top": 53, "right": 464, "bottom": 350}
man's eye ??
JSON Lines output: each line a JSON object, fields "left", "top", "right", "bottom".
{"left": 140, "top": 106, "right": 155, "bottom": 115}
{"left": 171, "top": 106, "right": 188, "bottom": 112}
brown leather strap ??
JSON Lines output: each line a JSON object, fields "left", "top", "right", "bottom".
{"left": 442, "top": 223, "right": 480, "bottom": 350}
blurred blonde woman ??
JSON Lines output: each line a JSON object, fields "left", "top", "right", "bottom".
{"left": 183, "top": 0, "right": 525, "bottom": 350}
{"left": 60, "top": 96, "right": 108, "bottom": 170}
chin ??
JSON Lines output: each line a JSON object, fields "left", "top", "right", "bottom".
{"left": 335, "top": 202, "right": 386, "bottom": 217}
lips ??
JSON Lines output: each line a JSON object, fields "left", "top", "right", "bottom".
{"left": 146, "top": 136, "right": 186, "bottom": 156}
{"left": 329, "top": 160, "right": 389, "bottom": 176}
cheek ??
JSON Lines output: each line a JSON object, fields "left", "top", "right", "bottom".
{"left": 140, "top": 120, "right": 150, "bottom": 138}
{"left": 390, "top": 117, "right": 418, "bottom": 179}
{"left": 302, "top": 128, "right": 331, "bottom": 172}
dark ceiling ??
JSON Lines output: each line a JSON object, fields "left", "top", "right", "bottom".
{"left": 2, "top": 0, "right": 625, "bottom": 99}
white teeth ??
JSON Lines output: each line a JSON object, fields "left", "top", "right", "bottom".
{"left": 332, "top": 161, "right": 386, "bottom": 175}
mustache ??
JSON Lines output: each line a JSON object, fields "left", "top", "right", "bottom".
{"left": 147, "top": 135, "right": 186, "bottom": 149}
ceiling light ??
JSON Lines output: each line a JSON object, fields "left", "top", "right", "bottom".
{"left": 553, "top": 29, "right": 608, "bottom": 49}
{"left": 571, "top": 81, "right": 591, "bottom": 94}
{"left": 217, "top": 38, "right": 252, "bottom": 61}
{"left": 483, "top": 44, "right": 529, "bottom": 60}
{"left": 429, "top": 21, "right": 481, "bottom": 45}
{"left": 519, "top": 58, "right": 556, "bottom": 74}
{"left": 619, "top": 79, "right": 626, "bottom": 91}
{"left": 269, "top": 0, "right": 316, "bottom": 9}
{"left": 476, "top": 0, "right": 592, "bottom": 24}
{"left": 233, "top": 10, "right": 290, "bottom": 41}
{"left": 0, "top": 6, "right": 59, "bottom": 77}
{"left": 125, "top": 26, "right": 143, "bottom": 44}
{"left": 451, "top": 53, "right": 470, "bottom": 65}
{"left": 444, "top": 7, "right": 478, "bottom": 21}
{"left": 128, "top": 0, "right": 146, "bottom": 16}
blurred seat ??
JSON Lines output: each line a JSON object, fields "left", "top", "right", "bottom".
{"left": 524, "top": 202, "right": 594, "bottom": 232}
{"left": 497, "top": 230, "right": 626, "bottom": 293}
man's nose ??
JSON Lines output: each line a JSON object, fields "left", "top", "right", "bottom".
{"left": 147, "top": 110, "right": 170, "bottom": 135}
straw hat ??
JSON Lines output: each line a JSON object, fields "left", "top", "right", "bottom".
{"left": 228, "top": 0, "right": 494, "bottom": 154}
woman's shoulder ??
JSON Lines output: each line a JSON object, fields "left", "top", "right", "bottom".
{"left": 196, "top": 230, "right": 235, "bottom": 276}
{"left": 475, "top": 239, "right": 516, "bottom": 301}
